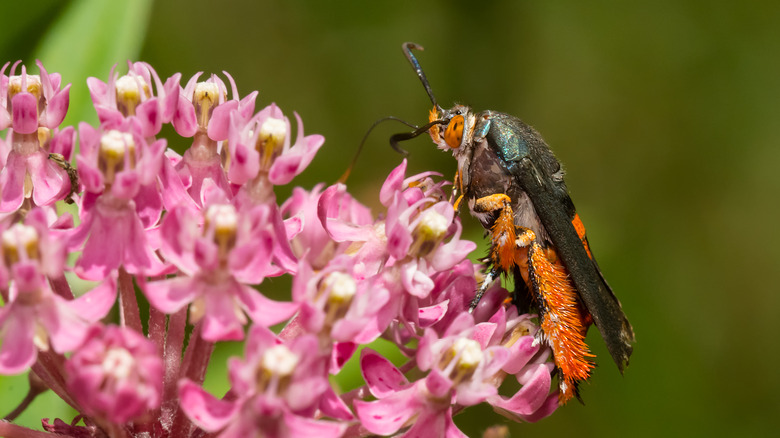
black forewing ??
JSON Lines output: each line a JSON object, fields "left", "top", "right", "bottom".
{"left": 486, "top": 113, "right": 635, "bottom": 371}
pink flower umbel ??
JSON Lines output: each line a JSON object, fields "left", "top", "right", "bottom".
{"left": 179, "top": 325, "right": 346, "bottom": 438}
{"left": 0, "top": 60, "right": 567, "bottom": 438}
{"left": 65, "top": 324, "right": 163, "bottom": 424}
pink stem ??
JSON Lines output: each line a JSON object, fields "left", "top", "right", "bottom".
{"left": 169, "top": 322, "right": 214, "bottom": 438}
{"left": 31, "top": 351, "right": 79, "bottom": 410}
{"left": 117, "top": 268, "right": 142, "bottom": 333}
{"left": 160, "top": 307, "right": 187, "bottom": 435}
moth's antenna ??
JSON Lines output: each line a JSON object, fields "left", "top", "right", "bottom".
{"left": 338, "top": 116, "right": 421, "bottom": 184}
{"left": 402, "top": 42, "right": 440, "bottom": 111}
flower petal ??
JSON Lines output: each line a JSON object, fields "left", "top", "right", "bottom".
{"left": 178, "top": 379, "right": 239, "bottom": 432}
{"left": 360, "top": 348, "right": 409, "bottom": 398}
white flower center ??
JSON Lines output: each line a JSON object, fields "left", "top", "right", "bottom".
{"left": 262, "top": 345, "right": 299, "bottom": 377}
{"left": 8, "top": 74, "right": 42, "bottom": 99}
{"left": 100, "top": 130, "right": 134, "bottom": 159}
{"left": 323, "top": 271, "right": 357, "bottom": 304}
{"left": 103, "top": 347, "right": 135, "bottom": 380}
{"left": 418, "top": 210, "right": 449, "bottom": 238}
{"left": 2, "top": 223, "right": 39, "bottom": 263}
{"left": 452, "top": 338, "right": 483, "bottom": 370}
{"left": 115, "top": 75, "right": 149, "bottom": 116}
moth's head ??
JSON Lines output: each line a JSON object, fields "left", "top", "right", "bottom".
{"left": 428, "top": 104, "right": 475, "bottom": 152}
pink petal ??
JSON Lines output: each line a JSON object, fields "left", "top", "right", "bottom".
{"left": 206, "top": 99, "right": 237, "bottom": 141}
{"left": 111, "top": 170, "right": 140, "bottom": 200}
{"left": 40, "top": 298, "right": 90, "bottom": 353}
{"left": 201, "top": 289, "right": 245, "bottom": 341}
{"left": 329, "top": 342, "right": 357, "bottom": 374}
{"left": 502, "top": 335, "right": 541, "bottom": 375}
{"left": 318, "top": 386, "right": 355, "bottom": 421}
{"left": 11, "top": 92, "right": 38, "bottom": 133}
{"left": 86, "top": 76, "right": 109, "bottom": 107}
{"left": 95, "top": 106, "right": 124, "bottom": 127}
{"left": 160, "top": 73, "right": 181, "bottom": 122}
{"left": 283, "top": 412, "right": 346, "bottom": 438}
{"left": 44, "top": 85, "right": 70, "bottom": 128}
{"left": 471, "top": 323, "right": 497, "bottom": 350}
{"left": 360, "top": 348, "right": 409, "bottom": 398}
{"left": 0, "top": 307, "right": 36, "bottom": 374}
{"left": 172, "top": 95, "right": 198, "bottom": 137}
{"left": 69, "top": 274, "right": 118, "bottom": 322}
{"left": 136, "top": 98, "right": 162, "bottom": 137}
{"left": 178, "top": 379, "right": 239, "bottom": 432}
{"left": 380, "top": 160, "right": 407, "bottom": 206}
{"left": 418, "top": 300, "right": 449, "bottom": 328}
{"left": 143, "top": 276, "right": 199, "bottom": 314}
{"left": 424, "top": 369, "right": 453, "bottom": 399}
{"left": 267, "top": 114, "right": 324, "bottom": 185}
{"left": 229, "top": 231, "right": 274, "bottom": 284}
{"left": 236, "top": 284, "right": 297, "bottom": 327}
{"left": 488, "top": 363, "right": 553, "bottom": 416}
{"left": 0, "top": 153, "right": 26, "bottom": 212}
{"left": 244, "top": 325, "right": 280, "bottom": 359}
{"left": 30, "top": 151, "right": 70, "bottom": 206}
{"left": 354, "top": 390, "right": 418, "bottom": 436}
{"left": 50, "top": 126, "right": 75, "bottom": 160}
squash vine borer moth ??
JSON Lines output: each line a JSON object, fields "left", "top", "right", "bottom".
{"left": 391, "top": 42, "right": 635, "bottom": 404}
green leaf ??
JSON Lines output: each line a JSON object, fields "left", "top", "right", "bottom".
{"left": 33, "top": 0, "right": 154, "bottom": 128}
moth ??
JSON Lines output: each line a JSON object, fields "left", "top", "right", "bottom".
{"left": 392, "top": 42, "right": 635, "bottom": 403}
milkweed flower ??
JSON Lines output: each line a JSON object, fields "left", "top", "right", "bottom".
{"left": 68, "top": 121, "right": 169, "bottom": 280}
{"left": 0, "top": 60, "right": 561, "bottom": 438}
{"left": 178, "top": 325, "right": 346, "bottom": 438}
{"left": 0, "top": 61, "right": 73, "bottom": 212}
{"left": 65, "top": 324, "right": 163, "bottom": 424}
{"left": 141, "top": 185, "right": 297, "bottom": 341}
{"left": 87, "top": 61, "right": 180, "bottom": 136}
{"left": 0, "top": 209, "right": 116, "bottom": 374}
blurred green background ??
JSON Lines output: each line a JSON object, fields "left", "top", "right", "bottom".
{"left": 2, "top": 0, "right": 779, "bottom": 436}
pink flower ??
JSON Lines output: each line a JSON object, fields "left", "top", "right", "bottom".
{"left": 0, "top": 73, "right": 76, "bottom": 212}
{"left": 281, "top": 184, "right": 372, "bottom": 269}
{"left": 69, "top": 122, "right": 169, "bottom": 280}
{"left": 354, "top": 348, "right": 467, "bottom": 437}
{"left": 0, "top": 209, "right": 116, "bottom": 374}
{"left": 482, "top": 309, "right": 560, "bottom": 423}
{"left": 65, "top": 324, "right": 163, "bottom": 424}
{"left": 292, "top": 256, "right": 390, "bottom": 346}
{"left": 0, "top": 61, "right": 70, "bottom": 133}
{"left": 142, "top": 189, "right": 296, "bottom": 341}
{"left": 229, "top": 103, "right": 324, "bottom": 205}
{"left": 87, "top": 62, "right": 180, "bottom": 137}
{"left": 171, "top": 72, "right": 256, "bottom": 205}
{"left": 179, "top": 325, "right": 345, "bottom": 438}
{"left": 355, "top": 310, "right": 558, "bottom": 436}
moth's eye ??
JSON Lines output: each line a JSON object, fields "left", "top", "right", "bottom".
{"left": 444, "top": 115, "right": 464, "bottom": 149}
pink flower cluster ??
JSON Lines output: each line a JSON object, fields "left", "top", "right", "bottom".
{"left": 0, "top": 61, "right": 559, "bottom": 438}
